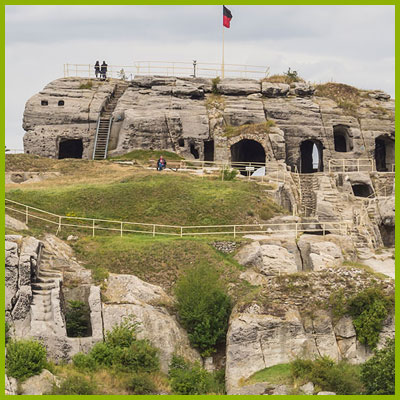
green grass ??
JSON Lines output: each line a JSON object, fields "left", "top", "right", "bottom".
{"left": 6, "top": 173, "right": 283, "bottom": 226}
{"left": 245, "top": 363, "right": 292, "bottom": 386}
{"left": 109, "top": 150, "right": 183, "bottom": 162}
{"left": 72, "top": 235, "right": 245, "bottom": 293}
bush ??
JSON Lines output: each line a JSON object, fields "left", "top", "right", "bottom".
{"left": 72, "top": 352, "right": 94, "bottom": 371}
{"left": 347, "top": 287, "right": 393, "bottom": 349}
{"left": 65, "top": 300, "right": 91, "bottom": 337}
{"left": 126, "top": 372, "right": 156, "bottom": 394}
{"left": 79, "top": 81, "right": 93, "bottom": 90}
{"left": 220, "top": 168, "right": 238, "bottom": 181}
{"left": 212, "top": 77, "right": 221, "bottom": 94}
{"left": 290, "top": 356, "right": 363, "bottom": 395}
{"left": 6, "top": 339, "right": 47, "bottom": 380}
{"left": 105, "top": 318, "right": 139, "bottom": 348}
{"left": 361, "top": 339, "right": 394, "bottom": 395}
{"left": 115, "top": 339, "right": 159, "bottom": 373}
{"left": 5, "top": 321, "right": 10, "bottom": 344}
{"left": 175, "top": 264, "right": 232, "bottom": 356}
{"left": 51, "top": 372, "right": 97, "bottom": 395}
{"left": 90, "top": 341, "right": 114, "bottom": 367}
{"left": 168, "top": 355, "right": 225, "bottom": 395}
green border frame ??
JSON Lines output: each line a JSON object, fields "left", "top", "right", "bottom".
{"left": 1, "top": 2, "right": 397, "bottom": 399}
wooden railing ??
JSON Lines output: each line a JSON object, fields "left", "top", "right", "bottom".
{"left": 5, "top": 199, "right": 351, "bottom": 239}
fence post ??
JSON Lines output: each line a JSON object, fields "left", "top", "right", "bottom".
{"left": 153, "top": 224, "right": 156, "bottom": 237}
{"left": 322, "top": 223, "right": 326, "bottom": 236}
{"left": 342, "top": 159, "right": 345, "bottom": 172}
{"left": 121, "top": 222, "right": 123, "bottom": 237}
{"left": 233, "top": 225, "right": 236, "bottom": 238}
{"left": 180, "top": 227, "right": 183, "bottom": 238}
{"left": 92, "top": 219, "right": 95, "bottom": 237}
{"left": 58, "top": 216, "right": 62, "bottom": 233}
{"left": 25, "top": 206, "right": 29, "bottom": 224}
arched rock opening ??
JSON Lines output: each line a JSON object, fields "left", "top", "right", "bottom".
{"left": 230, "top": 139, "right": 266, "bottom": 175}
{"left": 58, "top": 139, "right": 83, "bottom": 159}
{"left": 379, "top": 224, "right": 394, "bottom": 247}
{"left": 299, "top": 140, "right": 323, "bottom": 173}
{"left": 333, "top": 125, "right": 352, "bottom": 152}
{"left": 375, "top": 136, "right": 395, "bottom": 172}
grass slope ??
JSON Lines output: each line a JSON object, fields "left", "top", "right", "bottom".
{"left": 6, "top": 173, "right": 282, "bottom": 226}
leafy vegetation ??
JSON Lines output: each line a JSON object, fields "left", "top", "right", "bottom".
{"left": 211, "top": 77, "right": 221, "bottom": 94}
{"left": 223, "top": 120, "right": 275, "bottom": 138}
{"left": 6, "top": 339, "right": 47, "bottom": 380}
{"left": 246, "top": 363, "right": 292, "bottom": 385}
{"left": 290, "top": 356, "right": 364, "bottom": 395}
{"left": 328, "top": 287, "right": 394, "bottom": 349}
{"left": 168, "top": 355, "right": 225, "bottom": 394}
{"left": 175, "top": 264, "right": 232, "bottom": 356}
{"left": 220, "top": 167, "right": 238, "bottom": 181}
{"left": 125, "top": 372, "right": 156, "bottom": 394}
{"left": 361, "top": 339, "right": 395, "bottom": 395}
{"left": 263, "top": 68, "right": 304, "bottom": 84}
{"left": 51, "top": 372, "right": 98, "bottom": 395}
{"left": 65, "top": 300, "right": 91, "bottom": 337}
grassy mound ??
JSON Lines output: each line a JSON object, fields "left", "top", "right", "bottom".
{"left": 6, "top": 173, "right": 282, "bottom": 226}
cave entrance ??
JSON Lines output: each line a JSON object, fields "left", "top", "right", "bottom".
{"left": 230, "top": 139, "right": 266, "bottom": 175}
{"left": 64, "top": 287, "right": 92, "bottom": 338}
{"left": 190, "top": 143, "right": 199, "bottom": 159}
{"left": 204, "top": 140, "right": 214, "bottom": 162}
{"left": 333, "top": 125, "right": 352, "bottom": 152}
{"left": 379, "top": 224, "right": 394, "bottom": 247}
{"left": 58, "top": 139, "right": 83, "bottom": 159}
{"left": 299, "top": 140, "right": 323, "bottom": 173}
{"left": 375, "top": 136, "right": 395, "bottom": 172}
{"left": 352, "top": 183, "right": 373, "bottom": 198}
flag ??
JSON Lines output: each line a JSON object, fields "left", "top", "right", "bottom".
{"left": 223, "top": 6, "right": 232, "bottom": 28}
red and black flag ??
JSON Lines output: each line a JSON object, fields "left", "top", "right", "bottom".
{"left": 223, "top": 6, "right": 232, "bottom": 28}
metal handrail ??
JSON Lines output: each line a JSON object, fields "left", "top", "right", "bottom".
{"left": 5, "top": 198, "right": 352, "bottom": 239}
{"left": 64, "top": 61, "right": 270, "bottom": 80}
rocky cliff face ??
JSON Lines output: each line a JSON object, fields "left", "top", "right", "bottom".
{"left": 23, "top": 76, "right": 394, "bottom": 173}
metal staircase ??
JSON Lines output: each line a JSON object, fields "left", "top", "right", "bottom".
{"left": 93, "top": 82, "right": 129, "bottom": 160}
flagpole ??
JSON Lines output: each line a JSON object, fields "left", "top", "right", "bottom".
{"left": 222, "top": 23, "right": 225, "bottom": 78}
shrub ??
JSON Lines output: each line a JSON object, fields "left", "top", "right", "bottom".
{"left": 168, "top": 355, "right": 225, "bottom": 395}
{"left": 212, "top": 77, "right": 221, "bottom": 94}
{"left": 65, "top": 300, "right": 91, "bottom": 337}
{"left": 115, "top": 339, "right": 159, "bottom": 373}
{"left": 126, "top": 372, "right": 156, "bottom": 394}
{"left": 175, "top": 264, "right": 232, "bottom": 356}
{"left": 5, "top": 321, "right": 10, "bottom": 344}
{"left": 290, "top": 356, "right": 363, "bottom": 395}
{"left": 220, "top": 168, "right": 238, "bottom": 181}
{"left": 361, "top": 339, "right": 394, "bottom": 395}
{"left": 72, "top": 352, "right": 96, "bottom": 372}
{"left": 90, "top": 341, "right": 114, "bottom": 367}
{"left": 105, "top": 318, "right": 139, "bottom": 348}
{"left": 347, "top": 287, "right": 393, "bottom": 349}
{"left": 6, "top": 339, "right": 47, "bottom": 380}
{"left": 51, "top": 372, "right": 97, "bottom": 395}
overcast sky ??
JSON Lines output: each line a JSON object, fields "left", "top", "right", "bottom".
{"left": 5, "top": 5, "right": 395, "bottom": 149}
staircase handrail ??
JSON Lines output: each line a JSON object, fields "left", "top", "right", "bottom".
{"left": 104, "top": 117, "right": 114, "bottom": 159}
{"left": 92, "top": 118, "right": 101, "bottom": 160}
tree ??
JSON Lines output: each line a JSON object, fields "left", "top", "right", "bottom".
{"left": 361, "top": 339, "right": 395, "bottom": 395}
{"left": 175, "top": 264, "right": 231, "bottom": 356}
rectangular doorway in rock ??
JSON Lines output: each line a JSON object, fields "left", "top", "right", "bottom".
{"left": 63, "top": 286, "right": 92, "bottom": 337}
{"left": 379, "top": 224, "right": 394, "bottom": 247}
{"left": 375, "top": 136, "right": 395, "bottom": 172}
{"left": 190, "top": 143, "right": 199, "bottom": 159}
{"left": 204, "top": 140, "right": 214, "bottom": 161}
{"left": 58, "top": 139, "right": 83, "bottom": 159}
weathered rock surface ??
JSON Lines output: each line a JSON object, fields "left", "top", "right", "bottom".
{"left": 5, "top": 375, "right": 18, "bottom": 395}
{"left": 5, "top": 214, "right": 28, "bottom": 231}
{"left": 103, "top": 274, "right": 200, "bottom": 373}
{"left": 20, "top": 369, "right": 58, "bottom": 395}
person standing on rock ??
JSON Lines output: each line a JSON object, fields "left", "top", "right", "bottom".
{"left": 157, "top": 156, "right": 167, "bottom": 171}
{"left": 94, "top": 61, "right": 100, "bottom": 78}
{"left": 101, "top": 61, "right": 108, "bottom": 80}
